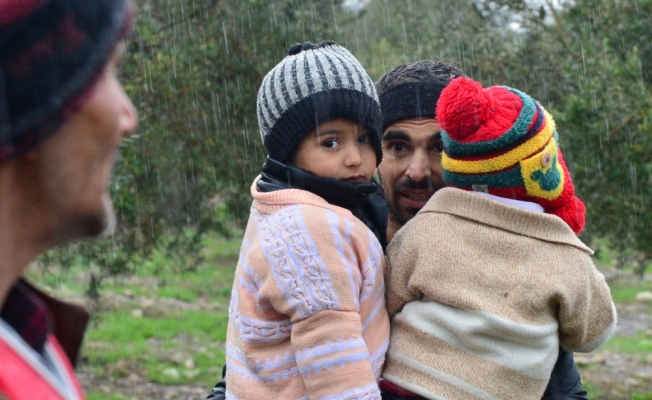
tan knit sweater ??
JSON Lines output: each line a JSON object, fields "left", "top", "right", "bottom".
{"left": 383, "top": 188, "right": 616, "bottom": 400}
{"left": 225, "top": 179, "right": 390, "bottom": 399}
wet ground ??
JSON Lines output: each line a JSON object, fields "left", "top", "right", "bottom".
{"left": 576, "top": 300, "right": 652, "bottom": 399}
{"left": 76, "top": 273, "right": 652, "bottom": 400}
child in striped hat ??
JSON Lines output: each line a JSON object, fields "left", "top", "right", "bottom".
{"left": 223, "top": 41, "right": 390, "bottom": 400}
{"left": 380, "top": 77, "right": 616, "bottom": 400}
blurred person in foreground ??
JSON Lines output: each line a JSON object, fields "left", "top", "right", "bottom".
{"left": 375, "top": 60, "right": 593, "bottom": 399}
{"left": 0, "top": 0, "right": 137, "bottom": 399}
{"left": 379, "top": 75, "right": 615, "bottom": 399}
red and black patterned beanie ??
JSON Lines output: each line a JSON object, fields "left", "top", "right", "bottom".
{"left": 0, "top": 0, "right": 135, "bottom": 163}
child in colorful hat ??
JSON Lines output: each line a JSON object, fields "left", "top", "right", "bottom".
{"left": 380, "top": 77, "right": 616, "bottom": 400}
{"left": 223, "top": 41, "right": 390, "bottom": 400}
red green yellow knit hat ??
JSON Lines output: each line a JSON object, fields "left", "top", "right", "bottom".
{"left": 436, "top": 77, "right": 586, "bottom": 234}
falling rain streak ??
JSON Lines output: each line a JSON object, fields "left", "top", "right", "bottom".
{"left": 34, "top": 0, "right": 652, "bottom": 398}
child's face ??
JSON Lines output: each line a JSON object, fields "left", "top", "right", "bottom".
{"left": 292, "top": 118, "right": 377, "bottom": 183}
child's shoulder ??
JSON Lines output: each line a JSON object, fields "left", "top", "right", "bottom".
{"left": 292, "top": 201, "right": 365, "bottom": 229}
{"left": 253, "top": 199, "right": 369, "bottom": 239}
{"left": 254, "top": 189, "right": 358, "bottom": 221}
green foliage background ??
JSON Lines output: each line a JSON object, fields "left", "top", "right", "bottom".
{"left": 45, "top": 0, "right": 652, "bottom": 283}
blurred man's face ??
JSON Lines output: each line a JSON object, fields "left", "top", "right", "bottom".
{"left": 36, "top": 43, "right": 137, "bottom": 240}
{"left": 378, "top": 118, "right": 446, "bottom": 228}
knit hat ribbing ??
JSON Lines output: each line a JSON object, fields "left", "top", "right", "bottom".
{"left": 257, "top": 41, "right": 382, "bottom": 164}
{"left": 437, "top": 77, "right": 586, "bottom": 234}
{"left": 0, "top": 0, "right": 134, "bottom": 163}
{"left": 379, "top": 81, "right": 446, "bottom": 132}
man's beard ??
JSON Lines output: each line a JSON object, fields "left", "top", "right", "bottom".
{"left": 99, "top": 193, "right": 117, "bottom": 237}
{"left": 99, "top": 153, "right": 120, "bottom": 237}
{"left": 383, "top": 176, "right": 446, "bottom": 227}
{"left": 55, "top": 195, "right": 116, "bottom": 243}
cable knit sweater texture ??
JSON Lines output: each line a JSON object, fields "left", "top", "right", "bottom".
{"left": 225, "top": 178, "right": 390, "bottom": 400}
{"left": 383, "top": 187, "right": 616, "bottom": 400}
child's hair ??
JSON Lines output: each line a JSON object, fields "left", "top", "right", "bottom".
{"left": 436, "top": 77, "right": 586, "bottom": 233}
{"left": 256, "top": 41, "right": 382, "bottom": 165}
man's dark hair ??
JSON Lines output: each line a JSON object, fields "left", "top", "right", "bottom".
{"left": 375, "top": 60, "right": 467, "bottom": 95}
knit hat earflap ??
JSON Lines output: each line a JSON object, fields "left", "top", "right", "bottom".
{"left": 256, "top": 41, "right": 382, "bottom": 165}
{"left": 0, "top": 0, "right": 135, "bottom": 163}
{"left": 436, "top": 77, "right": 586, "bottom": 234}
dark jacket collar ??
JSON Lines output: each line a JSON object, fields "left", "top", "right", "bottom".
{"left": 0, "top": 278, "right": 89, "bottom": 367}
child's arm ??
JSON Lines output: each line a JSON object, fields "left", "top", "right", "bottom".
{"left": 385, "top": 219, "right": 423, "bottom": 318}
{"left": 290, "top": 311, "right": 380, "bottom": 398}
{"left": 557, "top": 256, "right": 617, "bottom": 353}
{"left": 265, "top": 208, "right": 383, "bottom": 399}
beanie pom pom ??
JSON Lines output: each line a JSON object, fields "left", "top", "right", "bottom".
{"left": 549, "top": 196, "right": 586, "bottom": 234}
{"left": 437, "top": 77, "right": 492, "bottom": 141}
{"left": 287, "top": 41, "right": 335, "bottom": 56}
{"left": 287, "top": 43, "right": 304, "bottom": 55}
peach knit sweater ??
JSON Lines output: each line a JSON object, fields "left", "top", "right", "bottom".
{"left": 383, "top": 188, "right": 616, "bottom": 400}
{"left": 225, "top": 179, "right": 390, "bottom": 400}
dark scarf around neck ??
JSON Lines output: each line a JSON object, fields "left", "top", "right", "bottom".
{"left": 257, "top": 157, "right": 388, "bottom": 251}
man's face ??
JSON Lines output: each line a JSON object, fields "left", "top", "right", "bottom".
{"left": 378, "top": 118, "right": 446, "bottom": 227}
{"left": 36, "top": 43, "right": 137, "bottom": 240}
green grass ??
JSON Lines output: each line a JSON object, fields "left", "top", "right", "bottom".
{"left": 578, "top": 239, "right": 652, "bottom": 398}
{"left": 79, "top": 233, "right": 236, "bottom": 386}
{"left": 156, "top": 285, "right": 199, "bottom": 302}
{"left": 583, "top": 382, "right": 606, "bottom": 399}
{"left": 87, "top": 309, "right": 227, "bottom": 345}
{"left": 203, "top": 234, "right": 242, "bottom": 260}
{"left": 592, "top": 237, "right": 619, "bottom": 267}
{"left": 604, "top": 330, "right": 652, "bottom": 354}
{"left": 609, "top": 281, "right": 652, "bottom": 303}
{"left": 83, "top": 301, "right": 229, "bottom": 385}
{"left": 87, "top": 394, "right": 128, "bottom": 400}
{"left": 25, "top": 264, "right": 90, "bottom": 295}
{"left": 29, "top": 235, "right": 652, "bottom": 397}
{"left": 27, "top": 235, "right": 240, "bottom": 392}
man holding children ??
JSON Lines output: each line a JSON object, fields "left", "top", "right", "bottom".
{"left": 218, "top": 42, "right": 615, "bottom": 400}
{"left": 376, "top": 61, "right": 614, "bottom": 399}
{"left": 375, "top": 61, "right": 594, "bottom": 400}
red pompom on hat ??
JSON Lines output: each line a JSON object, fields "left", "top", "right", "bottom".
{"left": 437, "top": 77, "right": 524, "bottom": 143}
{"left": 437, "top": 77, "right": 586, "bottom": 234}
{"left": 550, "top": 196, "right": 586, "bottom": 235}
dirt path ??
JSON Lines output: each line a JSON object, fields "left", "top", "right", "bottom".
{"left": 77, "top": 289, "right": 221, "bottom": 399}
{"left": 79, "top": 370, "right": 210, "bottom": 400}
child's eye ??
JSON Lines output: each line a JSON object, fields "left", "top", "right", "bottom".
{"left": 358, "top": 134, "right": 371, "bottom": 144}
{"left": 323, "top": 139, "right": 339, "bottom": 149}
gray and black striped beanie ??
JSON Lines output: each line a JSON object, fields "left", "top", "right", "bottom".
{"left": 256, "top": 41, "right": 382, "bottom": 164}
